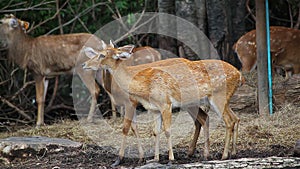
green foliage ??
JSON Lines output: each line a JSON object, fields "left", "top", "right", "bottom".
{"left": 0, "top": 0, "right": 155, "bottom": 36}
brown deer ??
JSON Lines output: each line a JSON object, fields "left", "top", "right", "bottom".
{"left": 84, "top": 45, "right": 210, "bottom": 165}
{"left": 0, "top": 14, "right": 103, "bottom": 127}
{"left": 234, "top": 26, "right": 300, "bottom": 78}
{"left": 94, "top": 46, "right": 162, "bottom": 118}
{"left": 82, "top": 42, "right": 242, "bottom": 165}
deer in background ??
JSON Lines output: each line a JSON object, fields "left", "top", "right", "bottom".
{"left": 234, "top": 26, "right": 300, "bottom": 78}
{"left": 0, "top": 14, "right": 103, "bottom": 127}
{"left": 82, "top": 42, "right": 242, "bottom": 166}
{"left": 94, "top": 46, "right": 162, "bottom": 119}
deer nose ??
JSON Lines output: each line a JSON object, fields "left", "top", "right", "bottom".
{"left": 81, "top": 63, "right": 86, "bottom": 68}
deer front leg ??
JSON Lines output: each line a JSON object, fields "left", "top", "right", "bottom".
{"left": 107, "top": 93, "right": 117, "bottom": 119}
{"left": 35, "top": 75, "right": 46, "bottom": 127}
{"left": 112, "top": 101, "right": 138, "bottom": 167}
{"left": 130, "top": 107, "right": 144, "bottom": 163}
{"left": 111, "top": 117, "right": 131, "bottom": 167}
{"left": 77, "top": 69, "right": 100, "bottom": 122}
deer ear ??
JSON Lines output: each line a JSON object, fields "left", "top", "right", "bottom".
{"left": 118, "top": 51, "right": 132, "bottom": 60}
{"left": 118, "top": 45, "right": 135, "bottom": 53}
{"left": 18, "top": 20, "right": 30, "bottom": 31}
{"left": 109, "top": 40, "right": 114, "bottom": 48}
{"left": 84, "top": 47, "right": 98, "bottom": 59}
{"left": 22, "top": 21, "right": 30, "bottom": 30}
{"left": 101, "top": 40, "right": 107, "bottom": 49}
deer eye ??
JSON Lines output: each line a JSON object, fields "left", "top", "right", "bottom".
{"left": 112, "top": 54, "right": 119, "bottom": 60}
{"left": 99, "top": 54, "right": 105, "bottom": 58}
{"left": 9, "top": 19, "right": 18, "bottom": 28}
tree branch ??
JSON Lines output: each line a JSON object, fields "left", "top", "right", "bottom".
{"left": 294, "top": 8, "right": 300, "bottom": 29}
{"left": 0, "top": 1, "right": 55, "bottom": 13}
{"left": 0, "top": 96, "right": 32, "bottom": 120}
{"left": 11, "top": 81, "right": 35, "bottom": 100}
{"left": 28, "top": 0, "right": 69, "bottom": 33}
{"left": 114, "top": 11, "right": 158, "bottom": 43}
{"left": 46, "top": 2, "right": 108, "bottom": 35}
{"left": 246, "top": 0, "right": 256, "bottom": 22}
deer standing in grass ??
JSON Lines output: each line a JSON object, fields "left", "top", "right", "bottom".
{"left": 84, "top": 45, "right": 210, "bottom": 165}
{"left": 82, "top": 42, "right": 242, "bottom": 165}
{"left": 0, "top": 14, "right": 103, "bottom": 127}
{"left": 95, "top": 46, "right": 162, "bottom": 118}
{"left": 234, "top": 26, "right": 300, "bottom": 78}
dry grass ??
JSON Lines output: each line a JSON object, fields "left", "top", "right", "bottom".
{"left": 209, "top": 103, "right": 299, "bottom": 155}
{"left": 0, "top": 120, "right": 93, "bottom": 143}
{"left": 0, "top": 103, "right": 298, "bottom": 158}
{"left": 241, "top": 71, "right": 288, "bottom": 88}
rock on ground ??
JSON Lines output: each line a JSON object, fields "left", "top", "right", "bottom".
{"left": 0, "top": 136, "right": 82, "bottom": 163}
{"left": 295, "top": 140, "right": 300, "bottom": 157}
{"left": 136, "top": 157, "right": 300, "bottom": 169}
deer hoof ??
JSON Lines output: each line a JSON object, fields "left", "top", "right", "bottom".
{"left": 146, "top": 158, "right": 159, "bottom": 164}
{"left": 111, "top": 157, "right": 123, "bottom": 167}
{"left": 167, "top": 160, "right": 173, "bottom": 166}
{"left": 35, "top": 123, "right": 45, "bottom": 129}
{"left": 187, "top": 149, "right": 195, "bottom": 157}
{"left": 137, "top": 158, "right": 144, "bottom": 164}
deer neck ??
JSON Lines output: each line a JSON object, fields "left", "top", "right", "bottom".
{"left": 109, "top": 61, "right": 134, "bottom": 93}
{"left": 8, "top": 29, "right": 32, "bottom": 69}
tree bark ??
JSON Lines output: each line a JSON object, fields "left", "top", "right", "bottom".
{"left": 206, "top": 0, "right": 226, "bottom": 60}
{"left": 158, "top": 0, "right": 178, "bottom": 59}
{"left": 231, "top": 0, "right": 247, "bottom": 68}
{"left": 176, "top": 0, "right": 198, "bottom": 60}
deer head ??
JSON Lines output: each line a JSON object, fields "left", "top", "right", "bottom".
{"left": 83, "top": 40, "right": 135, "bottom": 71}
{"left": 0, "top": 14, "right": 29, "bottom": 34}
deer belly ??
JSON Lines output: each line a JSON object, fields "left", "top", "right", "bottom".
{"left": 170, "top": 96, "right": 209, "bottom": 108}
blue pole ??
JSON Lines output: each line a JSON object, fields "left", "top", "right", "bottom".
{"left": 265, "top": 0, "right": 273, "bottom": 115}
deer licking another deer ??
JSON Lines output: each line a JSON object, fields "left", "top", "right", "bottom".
{"left": 234, "top": 26, "right": 300, "bottom": 78}
{"left": 82, "top": 41, "right": 242, "bottom": 166}
{"left": 0, "top": 14, "right": 104, "bottom": 127}
{"left": 94, "top": 46, "right": 162, "bottom": 119}
{"left": 84, "top": 44, "right": 210, "bottom": 165}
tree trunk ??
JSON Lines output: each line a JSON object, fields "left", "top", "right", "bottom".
{"left": 175, "top": 0, "right": 198, "bottom": 60}
{"left": 158, "top": 0, "right": 178, "bottom": 59}
{"left": 206, "top": 0, "right": 226, "bottom": 60}
{"left": 195, "top": 0, "right": 207, "bottom": 33}
{"left": 230, "top": 0, "right": 247, "bottom": 68}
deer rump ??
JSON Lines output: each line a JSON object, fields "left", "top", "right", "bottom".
{"left": 234, "top": 26, "right": 300, "bottom": 76}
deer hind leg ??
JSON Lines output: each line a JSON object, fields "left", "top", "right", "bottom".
{"left": 187, "top": 107, "right": 210, "bottom": 160}
{"left": 209, "top": 97, "right": 237, "bottom": 160}
{"left": 220, "top": 104, "right": 239, "bottom": 160}
{"left": 77, "top": 69, "right": 100, "bottom": 122}
{"left": 161, "top": 103, "right": 174, "bottom": 163}
{"left": 35, "top": 75, "right": 46, "bottom": 127}
{"left": 227, "top": 107, "right": 240, "bottom": 156}
{"left": 151, "top": 112, "right": 162, "bottom": 162}
{"left": 201, "top": 111, "right": 209, "bottom": 160}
